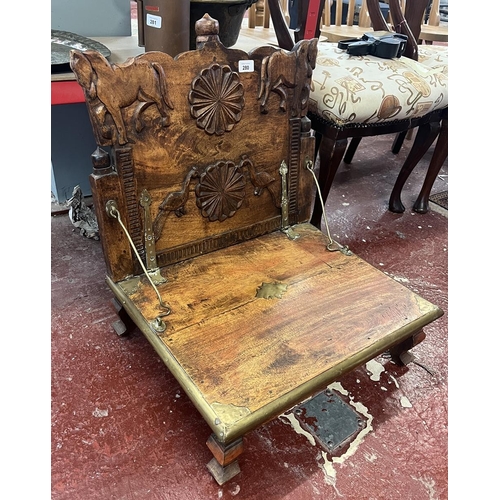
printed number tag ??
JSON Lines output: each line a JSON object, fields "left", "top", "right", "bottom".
{"left": 238, "top": 60, "right": 254, "bottom": 73}
{"left": 146, "top": 14, "right": 162, "bottom": 29}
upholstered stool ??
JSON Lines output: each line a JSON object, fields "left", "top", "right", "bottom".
{"left": 309, "top": 42, "right": 448, "bottom": 126}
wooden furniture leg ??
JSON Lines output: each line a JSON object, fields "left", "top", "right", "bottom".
{"left": 110, "top": 297, "right": 136, "bottom": 336}
{"left": 339, "top": 128, "right": 415, "bottom": 165}
{"left": 206, "top": 434, "right": 244, "bottom": 485}
{"left": 389, "top": 330, "right": 426, "bottom": 366}
{"left": 392, "top": 130, "right": 407, "bottom": 154}
{"left": 388, "top": 120, "right": 440, "bottom": 213}
{"left": 413, "top": 109, "right": 448, "bottom": 213}
{"left": 311, "top": 132, "right": 346, "bottom": 228}
{"left": 343, "top": 137, "right": 362, "bottom": 164}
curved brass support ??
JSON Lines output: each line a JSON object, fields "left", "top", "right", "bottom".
{"left": 305, "top": 160, "right": 352, "bottom": 255}
{"left": 106, "top": 199, "right": 172, "bottom": 331}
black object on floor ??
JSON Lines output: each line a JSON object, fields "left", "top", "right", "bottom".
{"left": 292, "top": 388, "right": 367, "bottom": 454}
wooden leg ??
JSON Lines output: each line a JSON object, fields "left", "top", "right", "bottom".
{"left": 413, "top": 110, "right": 448, "bottom": 213}
{"left": 206, "top": 434, "right": 244, "bottom": 485}
{"left": 111, "top": 297, "right": 136, "bottom": 336}
{"left": 389, "top": 330, "right": 426, "bottom": 366}
{"left": 388, "top": 120, "right": 440, "bottom": 213}
{"left": 310, "top": 131, "right": 345, "bottom": 228}
{"left": 313, "top": 130, "right": 322, "bottom": 160}
{"left": 391, "top": 130, "right": 407, "bottom": 154}
{"left": 343, "top": 137, "right": 362, "bottom": 164}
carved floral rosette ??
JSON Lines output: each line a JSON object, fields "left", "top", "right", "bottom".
{"left": 195, "top": 161, "right": 246, "bottom": 222}
{"left": 189, "top": 63, "right": 245, "bottom": 135}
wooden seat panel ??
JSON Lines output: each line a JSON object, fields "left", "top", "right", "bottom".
{"left": 109, "top": 223, "right": 442, "bottom": 443}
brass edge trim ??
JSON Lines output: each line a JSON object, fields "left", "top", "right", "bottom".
{"left": 107, "top": 274, "right": 443, "bottom": 444}
{"left": 219, "top": 306, "right": 444, "bottom": 443}
{"left": 105, "top": 276, "right": 227, "bottom": 440}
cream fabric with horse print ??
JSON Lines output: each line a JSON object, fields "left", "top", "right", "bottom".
{"left": 309, "top": 42, "right": 447, "bottom": 126}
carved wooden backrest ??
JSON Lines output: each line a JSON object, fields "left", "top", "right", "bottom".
{"left": 70, "top": 14, "right": 318, "bottom": 283}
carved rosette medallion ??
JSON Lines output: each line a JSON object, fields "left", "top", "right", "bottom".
{"left": 195, "top": 161, "right": 246, "bottom": 222}
{"left": 189, "top": 63, "right": 244, "bottom": 135}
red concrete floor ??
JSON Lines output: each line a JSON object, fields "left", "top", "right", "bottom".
{"left": 51, "top": 134, "right": 448, "bottom": 499}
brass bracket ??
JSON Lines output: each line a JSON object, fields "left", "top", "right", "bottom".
{"left": 107, "top": 197, "right": 167, "bottom": 284}
{"left": 118, "top": 276, "right": 141, "bottom": 296}
{"left": 279, "top": 160, "right": 299, "bottom": 240}
{"left": 105, "top": 198, "right": 172, "bottom": 320}
{"left": 151, "top": 317, "right": 167, "bottom": 334}
{"left": 140, "top": 189, "right": 167, "bottom": 285}
{"left": 304, "top": 160, "right": 351, "bottom": 254}
{"left": 335, "top": 244, "right": 352, "bottom": 256}
{"left": 105, "top": 199, "right": 119, "bottom": 219}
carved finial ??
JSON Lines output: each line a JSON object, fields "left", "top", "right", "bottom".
{"left": 195, "top": 13, "right": 219, "bottom": 37}
{"left": 195, "top": 14, "right": 220, "bottom": 49}
{"left": 301, "top": 116, "right": 312, "bottom": 135}
{"left": 91, "top": 147, "right": 112, "bottom": 175}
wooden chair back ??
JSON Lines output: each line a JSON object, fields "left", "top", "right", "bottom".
{"left": 320, "top": 0, "right": 378, "bottom": 42}
{"left": 420, "top": 0, "right": 448, "bottom": 43}
{"left": 267, "top": 0, "right": 325, "bottom": 49}
{"left": 248, "top": 0, "right": 272, "bottom": 28}
{"left": 362, "top": 0, "right": 430, "bottom": 60}
{"left": 70, "top": 14, "right": 318, "bottom": 283}
{"left": 325, "top": 0, "right": 371, "bottom": 27}
{"left": 426, "top": 0, "right": 440, "bottom": 26}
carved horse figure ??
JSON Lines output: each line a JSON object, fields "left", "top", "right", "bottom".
{"left": 258, "top": 38, "right": 318, "bottom": 117}
{"left": 70, "top": 51, "right": 174, "bottom": 145}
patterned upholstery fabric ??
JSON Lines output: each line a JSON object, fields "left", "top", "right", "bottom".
{"left": 417, "top": 45, "right": 448, "bottom": 70}
{"left": 308, "top": 42, "right": 448, "bottom": 126}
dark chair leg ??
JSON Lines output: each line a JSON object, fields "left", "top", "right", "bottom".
{"left": 392, "top": 130, "right": 407, "bottom": 154}
{"left": 313, "top": 130, "right": 322, "bottom": 160}
{"left": 413, "top": 111, "right": 448, "bottom": 213}
{"left": 343, "top": 137, "right": 362, "bottom": 164}
{"left": 310, "top": 131, "right": 346, "bottom": 228}
{"left": 389, "top": 120, "right": 440, "bottom": 213}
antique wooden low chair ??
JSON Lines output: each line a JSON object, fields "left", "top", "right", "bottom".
{"left": 320, "top": 0, "right": 378, "bottom": 43}
{"left": 268, "top": 0, "right": 448, "bottom": 224}
{"left": 70, "top": 14, "right": 443, "bottom": 485}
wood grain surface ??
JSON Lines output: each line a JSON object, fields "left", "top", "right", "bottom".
{"left": 114, "top": 223, "right": 442, "bottom": 441}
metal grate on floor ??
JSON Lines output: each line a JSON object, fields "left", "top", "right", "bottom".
{"left": 290, "top": 388, "right": 367, "bottom": 454}
{"left": 429, "top": 191, "right": 448, "bottom": 210}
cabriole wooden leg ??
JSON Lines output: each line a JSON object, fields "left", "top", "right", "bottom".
{"left": 206, "top": 434, "right": 243, "bottom": 485}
